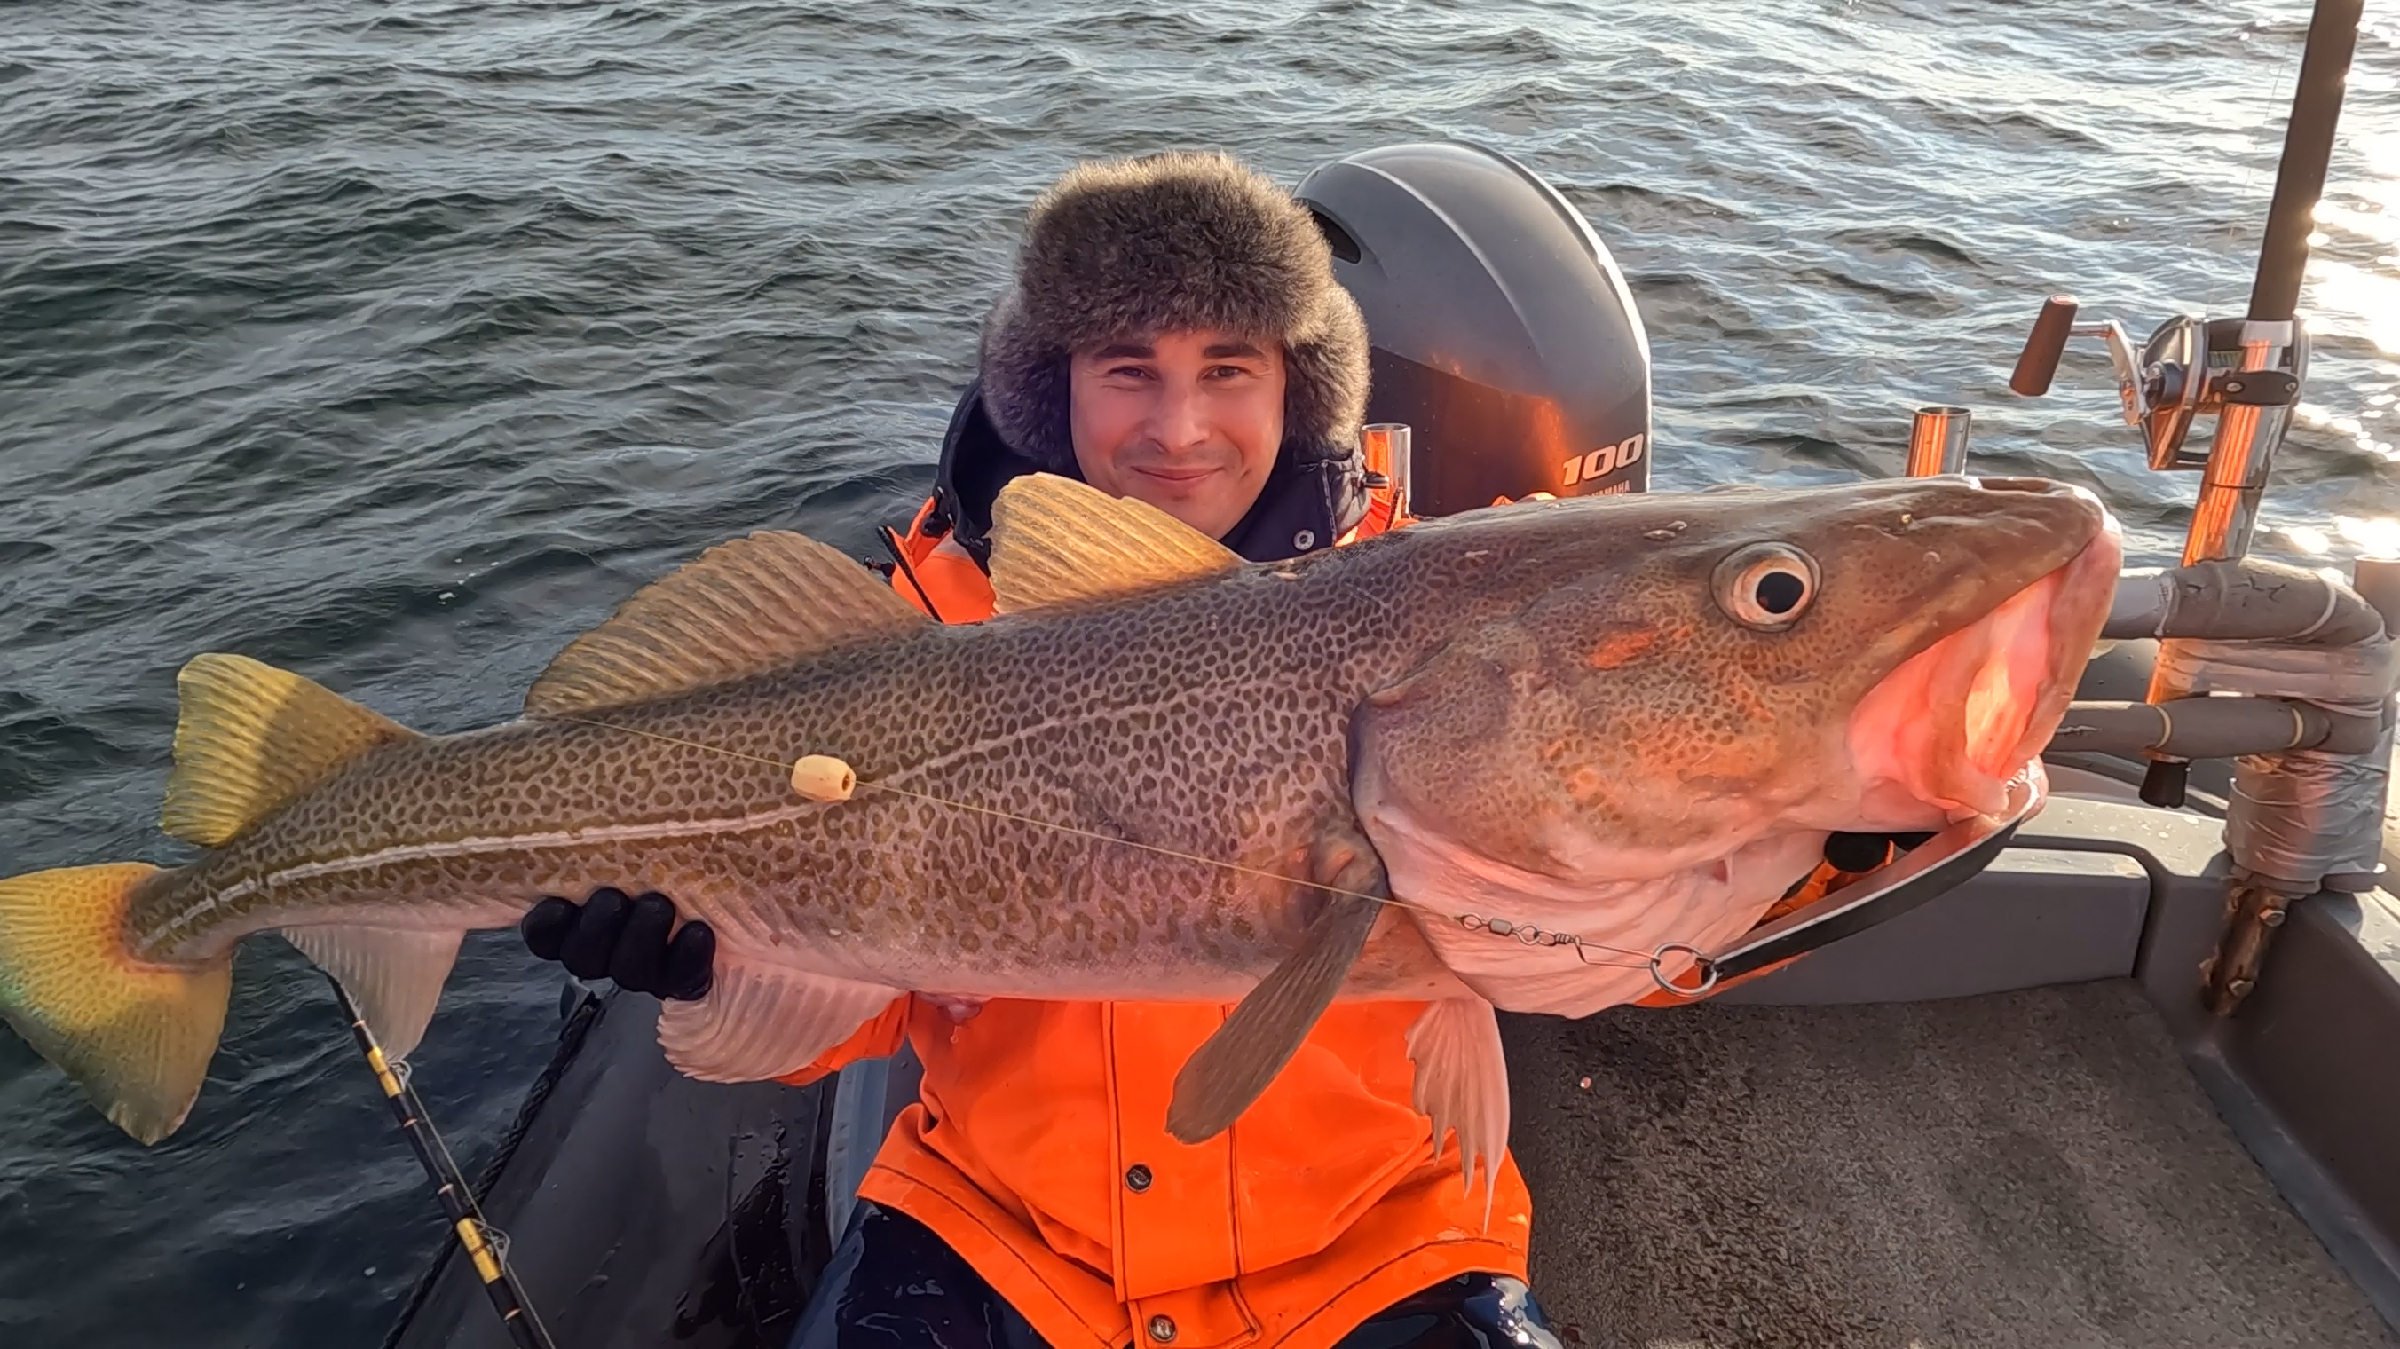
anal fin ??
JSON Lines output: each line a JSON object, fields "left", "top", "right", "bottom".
{"left": 284, "top": 925, "right": 464, "bottom": 1061}
{"left": 658, "top": 955, "right": 904, "bottom": 1082}
{"left": 1406, "top": 996, "right": 1511, "bottom": 1230}
{"left": 1166, "top": 827, "right": 1388, "bottom": 1144}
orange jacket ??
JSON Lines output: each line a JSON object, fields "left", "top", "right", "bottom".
{"left": 788, "top": 489, "right": 1529, "bottom": 1349}
{"left": 796, "top": 489, "right": 1860, "bottom": 1348}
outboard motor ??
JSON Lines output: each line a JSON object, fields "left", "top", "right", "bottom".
{"left": 1296, "top": 142, "right": 1653, "bottom": 515}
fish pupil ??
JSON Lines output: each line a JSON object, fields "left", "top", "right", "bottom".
{"left": 1755, "top": 570, "right": 1807, "bottom": 614}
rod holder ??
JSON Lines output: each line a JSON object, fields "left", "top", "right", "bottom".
{"left": 2351, "top": 556, "right": 2400, "bottom": 633}
{"left": 1361, "top": 422, "right": 1413, "bottom": 519}
{"left": 2144, "top": 321, "right": 2305, "bottom": 808}
{"left": 1906, "top": 406, "right": 1972, "bottom": 476}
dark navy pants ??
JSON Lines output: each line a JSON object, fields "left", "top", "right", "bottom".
{"left": 790, "top": 1202, "right": 1564, "bottom": 1349}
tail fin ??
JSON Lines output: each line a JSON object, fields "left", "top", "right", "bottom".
{"left": 0, "top": 863, "right": 230, "bottom": 1144}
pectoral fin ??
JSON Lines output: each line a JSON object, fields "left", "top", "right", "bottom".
{"left": 1166, "top": 827, "right": 1388, "bottom": 1144}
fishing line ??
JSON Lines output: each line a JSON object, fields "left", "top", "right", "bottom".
{"left": 540, "top": 712, "right": 1663, "bottom": 972}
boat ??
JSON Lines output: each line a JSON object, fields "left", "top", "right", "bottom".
{"left": 385, "top": 5, "right": 2400, "bottom": 1345}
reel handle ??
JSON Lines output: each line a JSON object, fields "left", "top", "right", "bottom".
{"left": 2009, "top": 295, "right": 2081, "bottom": 396}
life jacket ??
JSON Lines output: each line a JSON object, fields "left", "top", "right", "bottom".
{"left": 795, "top": 385, "right": 1528, "bottom": 1349}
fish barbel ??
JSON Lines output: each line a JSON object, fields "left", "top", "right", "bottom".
{"left": 0, "top": 472, "right": 2120, "bottom": 1196}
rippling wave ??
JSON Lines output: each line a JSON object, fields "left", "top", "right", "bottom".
{"left": 2, "top": 1, "right": 2395, "bottom": 1342}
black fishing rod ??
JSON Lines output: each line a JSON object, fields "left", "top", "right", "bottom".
{"left": 2140, "top": 0, "right": 2365, "bottom": 808}
{"left": 330, "top": 980, "right": 559, "bottom": 1349}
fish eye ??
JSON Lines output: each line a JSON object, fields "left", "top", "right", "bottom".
{"left": 1713, "top": 542, "right": 1818, "bottom": 631}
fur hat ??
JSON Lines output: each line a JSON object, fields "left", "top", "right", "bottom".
{"left": 978, "top": 151, "right": 1370, "bottom": 476}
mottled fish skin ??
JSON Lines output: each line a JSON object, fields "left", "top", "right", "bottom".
{"left": 121, "top": 477, "right": 2110, "bottom": 1010}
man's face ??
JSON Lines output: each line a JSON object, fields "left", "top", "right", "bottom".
{"left": 1068, "top": 328, "right": 1285, "bottom": 541}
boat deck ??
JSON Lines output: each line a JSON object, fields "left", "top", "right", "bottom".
{"left": 1508, "top": 982, "right": 2397, "bottom": 1348}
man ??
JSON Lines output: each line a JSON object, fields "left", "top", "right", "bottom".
{"left": 878, "top": 150, "right": 1398, "bottom": 620}
{"left": 522, "top": 151, "right": 1560, "bottom": 1349}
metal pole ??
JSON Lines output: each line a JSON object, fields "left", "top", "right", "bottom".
{"left": 2141, "top": 0, "right": 2363, "bottom": 809}
{"left": 1905, "top": 406, "right": 1972, "bottom": 477}
{"left": 332, "top": 982, "right": 557, "bottom": 1349}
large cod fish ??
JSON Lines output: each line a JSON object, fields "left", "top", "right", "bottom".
{"left": 0, "top": 472, "right": 2119, "bottom": 1189}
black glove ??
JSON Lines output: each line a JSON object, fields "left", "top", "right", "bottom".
{"left": 521, "top": 886, "right": 715, "bottom": 1001}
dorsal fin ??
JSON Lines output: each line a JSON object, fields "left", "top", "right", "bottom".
{"left": 163, "top": 654, "right": 420, "bottom": 848}
{"left": 987, "top": 473, "right": 1244, "bottom": 614}
{"left": 525, "top": 530, "right": 930, "bottom": 718}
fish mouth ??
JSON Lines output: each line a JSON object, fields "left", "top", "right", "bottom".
{"left": 1843, "top": 500, "right": 2124, "bottom": 829}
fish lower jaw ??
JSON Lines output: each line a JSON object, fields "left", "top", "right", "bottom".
{"left": 1360, "top": 797, "right": 1823, "bottom": 1018}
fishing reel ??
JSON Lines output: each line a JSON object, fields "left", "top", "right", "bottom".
{"left": 2006, "top": 296, "right": 2310, "bottom": 472}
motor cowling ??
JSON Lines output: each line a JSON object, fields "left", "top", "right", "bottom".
{"left": 1297, "top": 142, "right": 1654, "bottom": 515}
